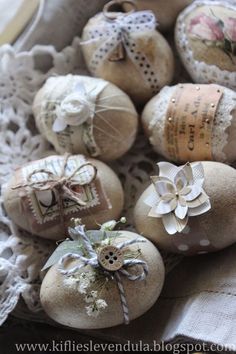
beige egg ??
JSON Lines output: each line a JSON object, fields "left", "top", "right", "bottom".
{"left": 81, "top": 12, "right": 174, "bottom": 105}
{"left": 134, "top": 161, "right": 236, "bottom": 255}
{"left": 123, "top": 0, "right": 192, "bottom": 32}
{"left": 40, "top": 231, "right": 165, "bottom": 329}
{"left": 175, "top": 0, "right": 236, "bottom": 90}
{"left": 33, "top": 75, "right": 138, "bottom": 162}
{"left": 3, "top": 154, "right": 124, "bottom": 240}
{"left": 142, "top": 83, "right": 236, "bottom": 163}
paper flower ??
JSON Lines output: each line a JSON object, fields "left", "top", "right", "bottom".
{"left": 52, "top": 82, "right": 95, "bottom": 132}
{"left": 145, "top": 162, "right": 211, "bottom": 235}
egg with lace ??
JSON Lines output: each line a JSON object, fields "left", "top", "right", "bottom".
{"left": 81, "top": 8, "right": 174, "bottom": 105}
{"left": 33, "top": 75, "right": 138, "bottom": 161}
{"left": 134, "top": 161, "right": 236, "bottom": 255}
{"left": 122, "top": 0, "right": 192, "bottom": 32}
{"left": 3, "top": 154, "right": 124, "bottom": 240}
{"left": 175, "top": 0, "right": 236, "bottom": 90}
{"left": 40, "top": 230, "right": 165, "bottom": 329}
{"left": 142, "top": 83, "right": 236, "bottom": 163}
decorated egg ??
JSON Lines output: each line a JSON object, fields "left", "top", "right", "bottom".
{"left": 175, "top": 0, "right": 236, "bottom": 90}
{"left": 142, "top": 83, "right": 236, "bottom": 163}
{"left": 3, "top": 154, "right": 124, "bottom": 240}
{"left": 122, "top": 0, "right": 192, "bottom": 32}
{"left": 33, "top": 75, "right": 138, "bottom": 161}
{"left": 134, "top": 161, "right": 236, "bottom": 255}
{"left": 81, "top": 1, "right": 174, "bottom": 105}
{"left": 40, "top": 224, "right": 165, "bottom": 329}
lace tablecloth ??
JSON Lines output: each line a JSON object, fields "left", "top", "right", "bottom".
{"left": 1, "top": 0, "right": 236, "bottom": 350}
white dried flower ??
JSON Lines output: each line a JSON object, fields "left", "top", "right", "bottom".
{"left": 86, "top": 299, "right": 108, "bottom": 318}
{"left": 85, "top": 290, "right": 98, "bottom": 303}
{"left": 100, "top": 220, "right": 117, "bottom": 231}
{"left": 77, "top": 271, "right": 95, "bottom": 294}
{"left": 96, "top": 299, "right": 108, "bottom": 309}
{"left": 100, "top": 238, "right": 110, "bottom": 246}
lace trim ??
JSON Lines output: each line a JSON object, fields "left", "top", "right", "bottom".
{"left": 175, "top": 0, "right": 236, "bottom": 91}
{"left": 149, "top": 85, "right": 236, "bottom": 162}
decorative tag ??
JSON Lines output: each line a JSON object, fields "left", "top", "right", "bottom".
{"left": 14, "top": 155, "right": 110, "bottom": 232}
{"left": 164, "top": 84, "right": 223, "bottom": 162}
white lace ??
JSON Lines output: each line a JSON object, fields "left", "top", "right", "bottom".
{"left": 175, "top": 0, "right": 236, "bottom": 91}
{"left": 0, "top": 41, "right": 182, "bottom": 325}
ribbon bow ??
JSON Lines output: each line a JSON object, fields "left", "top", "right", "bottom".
{"left": 59, "top": 224, "right": 148, "bottom": 324}
{"left": 82, "top": 10, "right": 159, "bottom": 94}
{"left": 13, "top": 154, "right": 97, "bottom": 234}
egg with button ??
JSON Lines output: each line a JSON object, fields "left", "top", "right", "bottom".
{"left": 40, "top": 230, "right": 165, "bottom": 329}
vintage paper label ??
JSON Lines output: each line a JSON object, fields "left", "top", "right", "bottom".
{"left": 15, "top": 155, "right": 111, "bottom": 232}
{"left": 164, "top": 84, "right": 223, "bottom": 162}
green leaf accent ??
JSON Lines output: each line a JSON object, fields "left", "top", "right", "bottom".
{"left": 42, "top": 230, "right": 122, "bottom": 271}
{"left": 42, "top": 240, "right": 83, "bottom": 271}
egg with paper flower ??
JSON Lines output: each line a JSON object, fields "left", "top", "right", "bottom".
{"left": 175, "top": 0, "right": 236, "bottom": 90}
{"left": 40, "top": 224, "right": 165, "bottom": 329}
{"left": 134, "top": 161, "right": 236, "bottom": 255}
{"left": 3, "top": 154, "right": 124, "bottom": 240}
{"left": 33, "top": 75, "right": 138, "bottom": 161}
{"left": 81, "top": 3, "right": 174, "bottom": 105}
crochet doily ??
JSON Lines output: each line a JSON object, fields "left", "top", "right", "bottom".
{"left": 0, "top": 41, "right": 182, "bottom": 325}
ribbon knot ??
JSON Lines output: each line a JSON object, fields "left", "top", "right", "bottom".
{"left": 13, "top": 154, "right": 97, "bottom": 235}
{"left": 81, "top": 9, "right": 160, "bottom": 93}
{"left": 59, "top": 224, "right": 148, "bottom": 324}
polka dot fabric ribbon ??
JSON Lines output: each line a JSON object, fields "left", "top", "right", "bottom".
{"left": 81, "top": 11, "right": 160, "bottom": 95}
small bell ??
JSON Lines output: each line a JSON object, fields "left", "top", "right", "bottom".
{"left": 108, "top": 41, "right": 126, "bottom": 62}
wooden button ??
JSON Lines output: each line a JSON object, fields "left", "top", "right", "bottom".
{"left": 98, "top": 245, "right": 124, "bottom": 272}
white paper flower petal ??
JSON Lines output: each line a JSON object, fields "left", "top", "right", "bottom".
{"left": 175, "top": 163, "right": 193, "bottom": 186}
{"left": 184, "top": 184, "right": 202, "bottom": 201}
{"left": 148, "top": 206, "right": 162, "bottom": 218}
{"left": 155, "top": 180, "right": 175, "bottom": 197}
{"left": 161, "top": 193, "right": 174, "bottom": 202}
{"left": 187, "top": 191, "right": 209, "bottom": 208}
{"left": 175, "top": 202, "right": 188, "bottom": 220}
{"left": 144, "top": 191, "right": 160, "bottom": 207}
{"left": 156, "top": 199, "right": 177, "bottom": 215}
{"left": 162, "top": 213, "right": 188, "bottom": 235}
{"left": 188, "top": 199, "right": 211, "bottom": 216}
{"left": 157, "top": 162, "right": 179, "bottom": 182}
{"left": 191, "top": 162, "right": 205, "bottom": 186}
{"left": 52, "top": 117, "right": 67, "bottom": 132}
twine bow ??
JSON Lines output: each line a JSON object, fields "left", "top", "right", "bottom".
{"left": 59, "top": 224, "right": 148, "bottom": 325}
{"left": 13, "top": 154, "right": 97, "bottom": 235}
{"left": 81, "top": 5, "right": 159, "bottom": 94}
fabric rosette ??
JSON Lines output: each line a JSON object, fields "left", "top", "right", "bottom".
{"left": 145, "top": 162, "right": 211, "bottom": 235}
{"left": 53, "top": 81, "right": 107, "bottom": 132}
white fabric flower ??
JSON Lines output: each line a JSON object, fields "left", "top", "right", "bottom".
{"left": 52, "top": 80, "right": 107, "bottom": 132}
{"left": 145, "top": 162, "right": 211, "bottom": 235}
